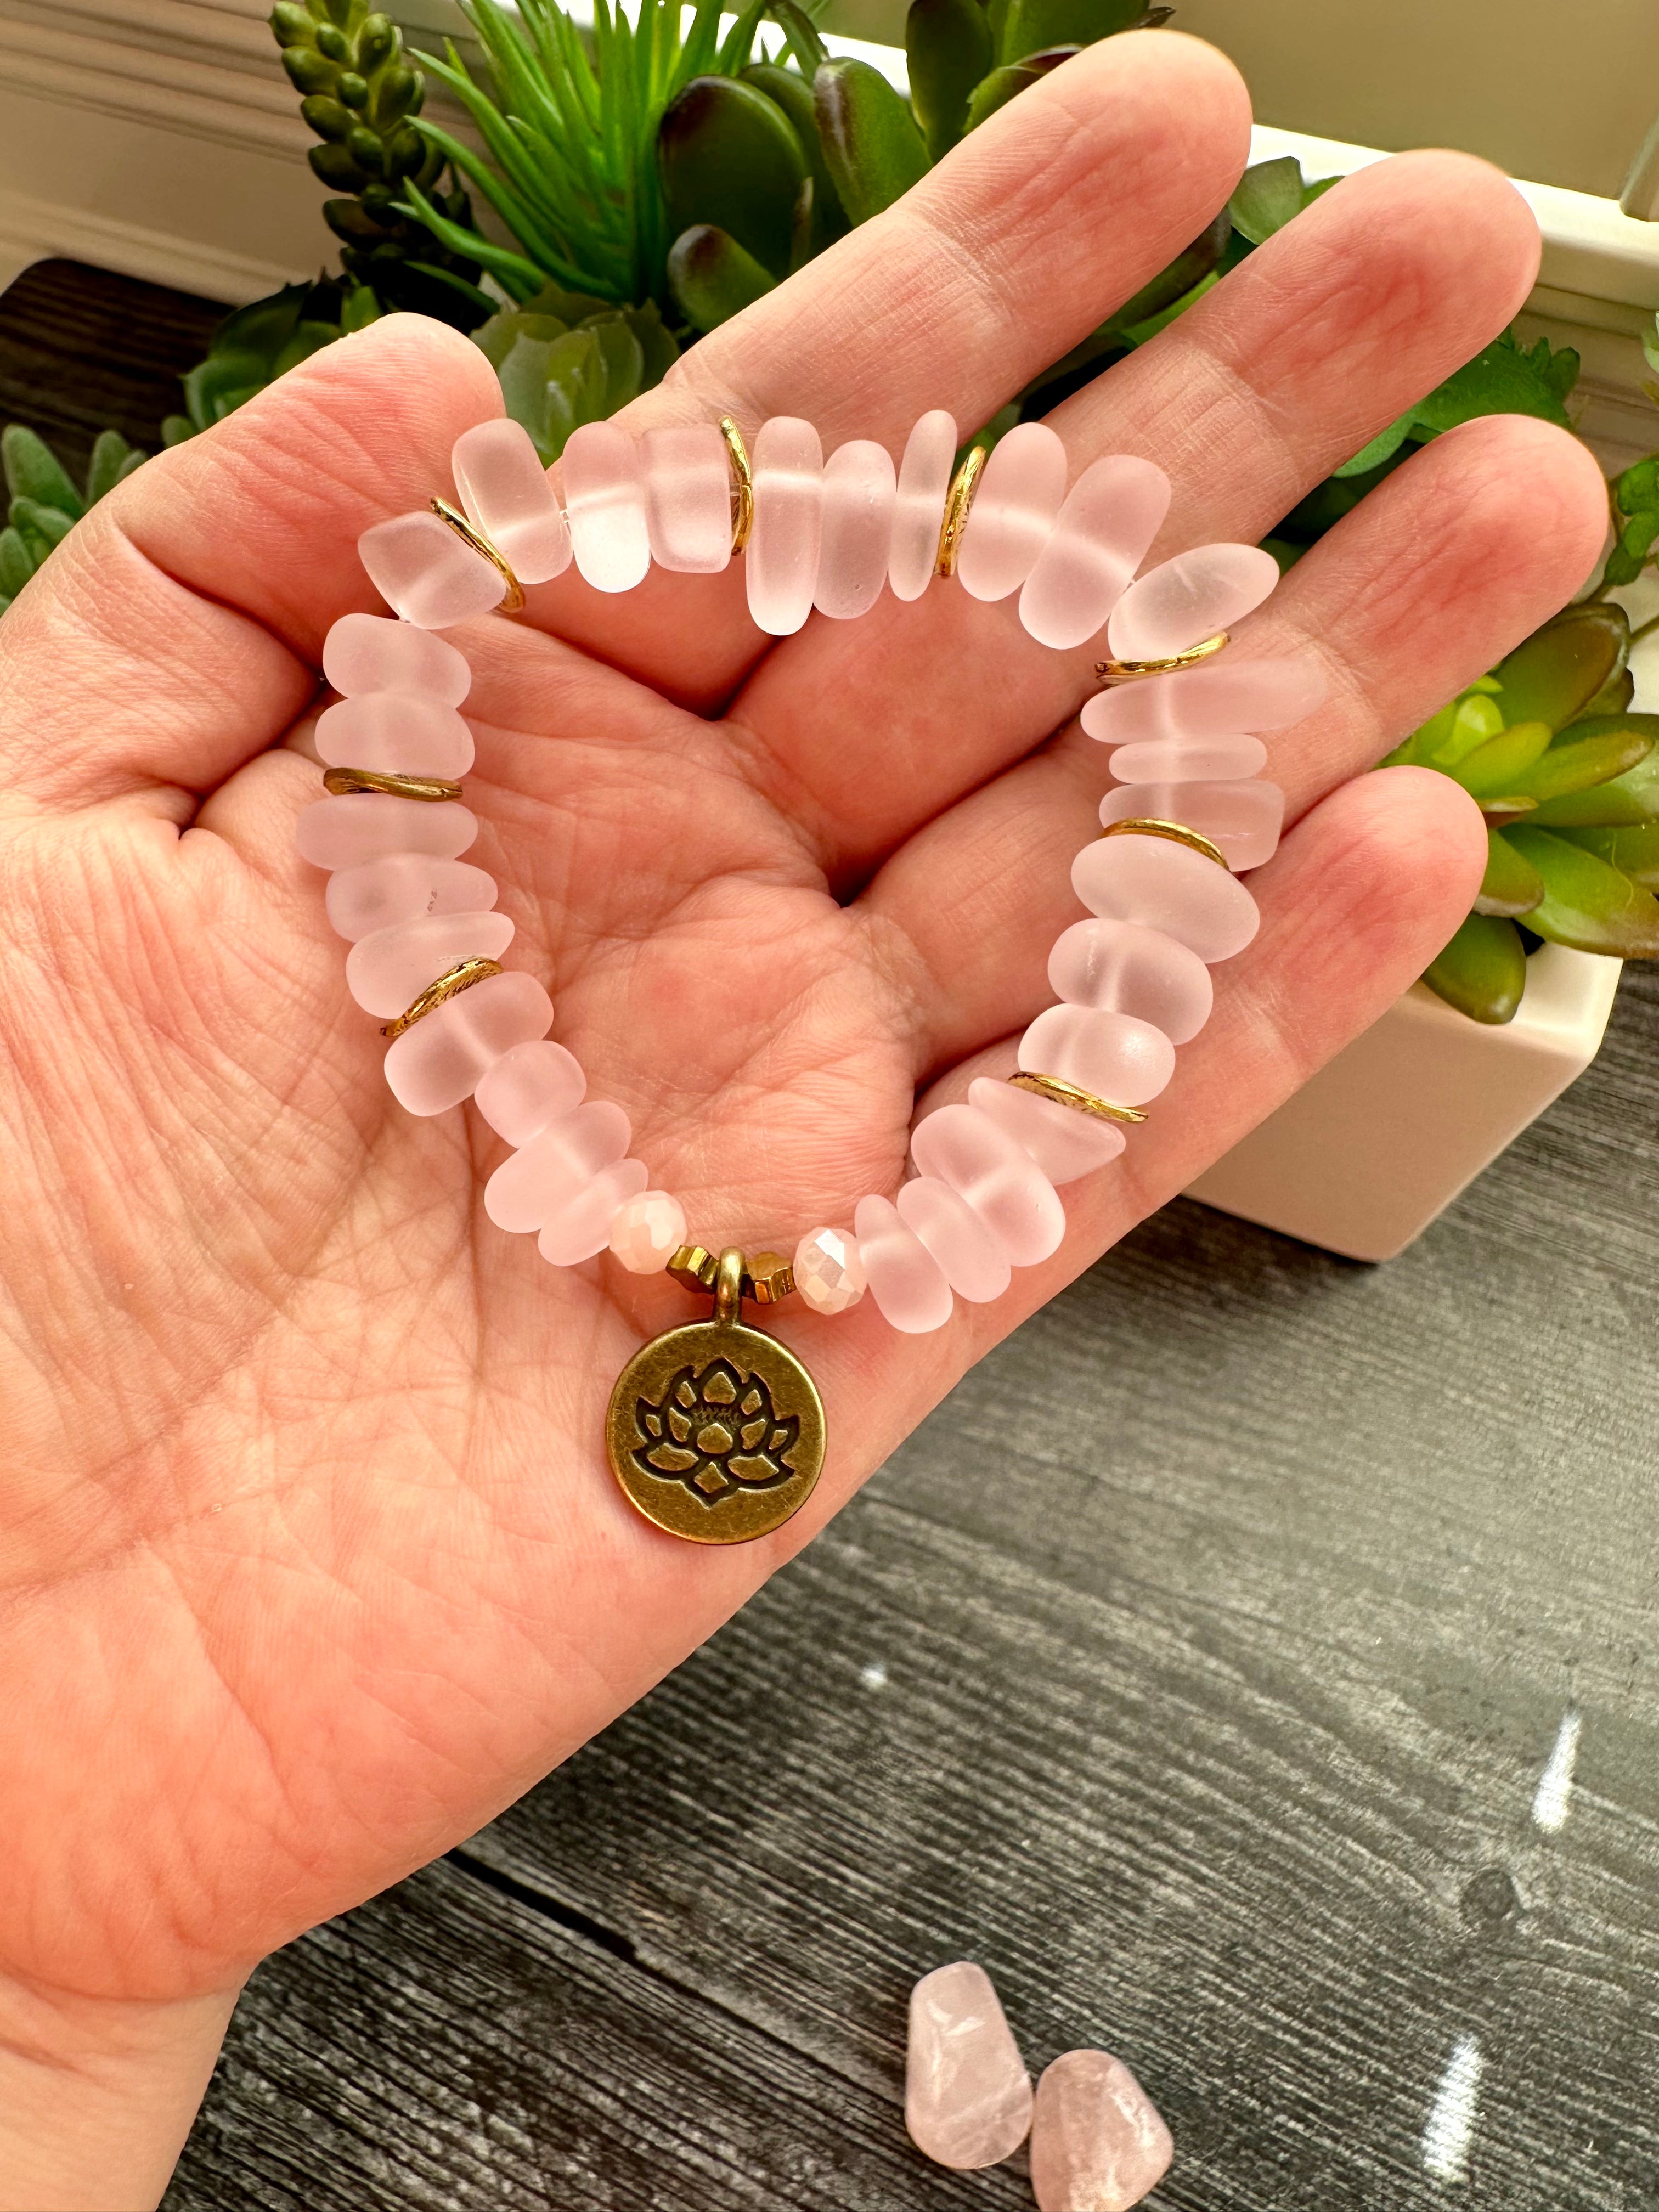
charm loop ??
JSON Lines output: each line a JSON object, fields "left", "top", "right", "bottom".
{"left": 713, "top": 1245, "right": 744, "bottom": 1324}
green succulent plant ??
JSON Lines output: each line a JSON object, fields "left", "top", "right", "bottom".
{"left": 472, "top": 286, "right": 679, "bottom": 464}
{"left": 0, "top": 426, "right": 146, "bottom": 617}
{"left": 161, "top": 276, "right": 382, "bottom": 446}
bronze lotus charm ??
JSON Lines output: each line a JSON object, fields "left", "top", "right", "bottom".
{"left": 633, "top": 1357, "right": 800, "bottom": 1500}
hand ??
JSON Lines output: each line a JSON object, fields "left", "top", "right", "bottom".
{"left": 0, "top": 31, "right": 1604, "bottom": 2205}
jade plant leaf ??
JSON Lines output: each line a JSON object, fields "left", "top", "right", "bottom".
{"left": 741, "top": 64, "right": 847, "bottom": 250}
{"left": 1491, "top": 602, "right": 1630, "bottom": 730}
{"left": 814, "top": 57, "right": 931, "bottom": 226}
{"left": 1227, "top": 156, "right": 1305, "bottom": 246}
{"left": 668, "top": 223, "right": 777, "bottom": 331}
{"left": 1555, "top": 821, "right": 1659, "bottom": 885}
{"left": 1423, "top": 913, "right": 1527, "bottom": 1024}
{"left": 997, "top": 0, "right": 1144, "bottom": 63}
{"left": 1455, "top": 719, "right": 1553, "bottom": 801}
{"left": 1504, "top": 826, "right": 1659, "bottom": 955}
{"left": 905, "top": 0, "right": 993, "bottom": 158}
{"left": 659, "top": 76, "right": 808, "bottom": 278}
{"left": 1527, "top": 744, "right": 1659, "bottom": 828}
{"left": 1486, "top": 721, "right": 1656, "bottom": 811}
{"left": 1474, "top": 829, "right": 1545, "bottom": 918}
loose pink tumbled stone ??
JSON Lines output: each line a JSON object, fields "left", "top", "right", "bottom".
{"left": 296, "top": 794, "right": 478, "bottom": 871}
{"left": 909, "top": 1103, "right": 1065, "bottom": 1267}
{"left": 1019, "top": 1004, "right": 1175, "bottom": 1107}
{"left": 484, "top": 1099, "right": 631, "bottom": 1233}
{"left": 1100, "top": 779, "right": 1286, "bottom": 872}
{"left": 452, "top": 416, "right": 572, "bottom": 585}
{"left": 1017, "top": 454, "right": 1170, "bottom": 650}
{"left": 314, "top": 693, "right": 475, "bottom": 780}
{"left": 474, "top": 1039, "right": 586, "bottom": 1145}
{"left": 1107, "top": 542, "right": 1282, "bottom": 661}
{"left": 853, "top": 1194, "right": 953, "bottom": 1334}
{"left": 967, "top": 1076, "right": 1127, "bottom": 1184}
{"left": 888, "top": 409, "right": 956, "bottom": 602}
{"left": 896, "top": 1177, "right": 1011, "bottom": 1303}
{"left": 793, "top": 1225, "right": 866, "bottom": 1314}
{"left": 1072, "top": 836, "right": 1260, "bottom": 963}
{"left": 1029, "top": 2049, "right": 1172, "bottom": 2212}
{"left": 325, "top": 854, "right": 498, "bottom": 942}
{"left": 1047, "top": 917, "right": 1212, "bottom": 1043}
{"left": 561, "top": 421, "right": 650, "bottom": 592}
{"left": 539, "top": 1158, "right": 650, "bottom": 1267}
{"left": 359, "top": 510, "right": 506, "bottom": 630}
{"left": 955, "top": 421, "right": 1068, "bottom": 603}
{"left": 346, "top": 910, "right": 515, "bottom": 1018}
{"left": 322, "top": 613, "right": 471, "bottom": 706}
{"left": 906, "top": 1961, "right": 1034, "bottom": 2171}
{"left": 382, "top": 971, "right": 552, "bottom": 1116}
{"left": 1081, "top": 656, "right": 1326, "bottom": 745}
{"left": 815, "top": 438, "right": 896, "bottom": 620}
{"left": 1108, "top": 733, "right": 1267, "bottom": 783}
{"left": 747, "top": 415, "right": 823, "bottom": 636}
{"left": 641, "top": 422, "right": 733, "bottom": 574}
{"left": 608, "top": 1188, "right": 687, "bottom": 1272}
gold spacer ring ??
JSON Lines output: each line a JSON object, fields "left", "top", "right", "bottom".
{"left": 1008, "top": 1071, "right": 1147, "bottom": 1125}
{"left": 935, "top": 445, "right": 988, "bottom": 578}
{"left": 323, "top": 765, "right": 465, "bottom": 803}
{"left": 430, "top": 496, "right": 525, "bottom": 613}
{"left": 668, "top": 1242, "right": 796, "bottom": 1303}
{"left": 1099, "top": 816, "right": 1229, "bottom": 871}
{"left": 719, "top": 416, "right": 755, "bottom": 555}
{"left": 1094, "top": 632, "right": 1230, "bottom": 684}
{"left": 380, "top": 956, "right": 504, "bottom": 1040}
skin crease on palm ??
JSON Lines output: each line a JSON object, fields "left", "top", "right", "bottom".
{"left": 0, "top": 25, "right": 1612, "bottom": 2174}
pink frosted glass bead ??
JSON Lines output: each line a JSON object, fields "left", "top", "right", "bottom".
{"left": 452, "top": 416, "right": 572, "bottom": 585}
{"left": 383, "top": 971, "right": 552, "bottom": 1116}
{"left": 1100, "top": 779, "right": 1285, "bottom": 872}
{"left": 815, "top": 438, "right": 896, "bottom": 620}
{"left": 322, "top": 613, "right": 471, "bottom": 706}
{"left": 955, "top": 421, "right": 1068, "bottom": 604}
{"left": 640, "top": 422, "right": 732, "bottom": 574}
{"left": 853, "top": 1194, "right": 953, "bottom": 1334}
{"left": 1019, "top": 1004, "right": 1175, "bottom": 1107}
{"left": 1029, "top": 2050, "right": 1172, "bottom": 2212}
{"left": 967, "top": 1076, "right": 1126, "bottom": 1185}
{"left": 747, "top": 416, "right": 823, "bottom": 636}
{"left": 474, "top": 1039, "right": 586, "bottom": 1145}
{"left": 608, "top": 1188, "right": 687, "bottom": 1273}
{"left": 296, "top": 794, "right": 478, "bottom": 871}
{"left": 1108, "top": 733, "right": 1267, "bottom": 783}
{"left": 359, "top": 511, "right": 506, "bottom": 629}
{"left": 888, "top": 410, "right": 956, "bottom": 602}
{"left": 1072, "top": 835, "right": 1260, "bottom": 963}
{"left": 1017, "top": 454, "right": 1170, "bottom": 651}
{"left": 561, "top": 421, "right": 650, "bottom": 592}
{"left": 484, "top": 1099, "right": 631, "bottom": 1233}
{"left": 539, "top": 1158, "right": 650, "bottom": 1266}
{"left": 314, "top": 693, "right": 475, "bottom": 780}
{"left": 1107, "top": 542, "right": 1282, "bottom": 660}
{"left": 1048, "top": 917, "right": 1212, "bottom": 1043}
{"left": 325, "top": 854, "right": 498, "bottom": 941}
{"left": 793, "top": 1226, "right": 866, "bottom": 1314}
{"left": 896, "top": 1177, "right": 1011, "bottom": 1303}
{"left": 909, "top": 1103, "right": 1065, "bottom": 1267}
{"left": 1081, "top": 656, "right": 1326, "bottom": 745}
{"left": 346, "top": 910, "right": 515, "bottom": 1018}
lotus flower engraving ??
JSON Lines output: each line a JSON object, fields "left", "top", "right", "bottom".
{"left": 633, "top": 1357, "right": 800, "bottom": 1503}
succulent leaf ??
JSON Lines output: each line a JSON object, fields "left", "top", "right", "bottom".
{"left": 1485, "top": 720, "right": 1655, "bottom": 810}
{"left": 1453, "top": 719, "right": 1553, "bottom": 800}
{"left": 659, "top": 75, "right": 808, "bottom": 278}
{"left": 667, "top": 223, "right": 777, "bottom": 331}
{"left": 1423, "top": 913, "right": 1527, "bottom": 1024}
{"left": 1504, "top": 826, "right": 1659, "bottom": 956}
{"left": 0, "top": 528, "right": 32, "bottom": 601}
{"left": 1473, "top": 829, "right": 1545, "bottom": 918}
{"left": 1526, "top": 743, "right": 1659, "bottom": 828}
{"left": 741, "top": 64, "right": 848, "bottom": 249}
{"left": 1554, "top": 822, "right": 1659, "bottom": 886}
{"left": 906, "top": 0, "right": 993, "bottom": 158}
{"left": 998, "top": 0, "right": 1143, "bottom": 63}
{"left": 814, "top": 57, "right": 930, "bottom": 226}
{"left": 1491, "top": 602, "right": 1629, "bottom": 730}
{"left": 1410, "top": 330, "right": 1578, "bottom": 437}
{"left": 1228, "top": 156, "right": 1305, "bottom": 246}
{"left": 1603, "top": 454, "right": 1659, "bottom": 588}
{"left": 2, "top": 426, "right": 84, "bottom": 519}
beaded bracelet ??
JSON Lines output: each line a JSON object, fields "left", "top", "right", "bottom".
{"left": 297, "top": 409, "right": 1326, "bottom": 1543}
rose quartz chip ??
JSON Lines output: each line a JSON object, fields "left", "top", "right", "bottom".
{"left": 853, "top": 1194, "right": 952, "bottom": 1334}
{"left": 296, "top": 794, "right": 478, "bottom": 871}
{"left": 1048, "top": 917, "right": 1212, "bottom": 1043}
{"left": 1107, "top": 542, "right": 1281, "bottom": 661}
{"left": 906, "top": 1961, "right": 1033, "bottom": 2170}
{"left": 1081, "top": 656, "right": 1325, "bottom": 744}
{"left": 608, "top": 1188, "right": 687, "bottom": 1272}
{"left": 1029, "top": 2050, "right": 1172, "bottom": 2212}
{"left": 793, "top": 1225, "right": 866, "bottom": 1313}
{"left": 888, "top": 409, "right": 956, "bottom": 602}
{"left": 358, "top": 510, "right": 506, "bottom": 630}
{"left": 382, "top": 971, "right": 552, "bottom": 1116}
{"left": 561, "top": 421, "right": 650, "bottom": 593}
{"left": 484, "top": 1099, "right": 632, "bottom": 1233}
{"left": 967, "top": 1076, "right": 1126, "bottom": 1184}
{"left": 1100, "top": 779, "right": 1285, "bottom": 872}
{"left": 539, "top": 1158, "right": 650, "bottom": 1266}
{"left": 314, "top": 693, "right": 475, "bottom": 780}
{"left": 747, "top": 415, "right": 823, "bottom": 636}
{"left": 325, "top": 855, "right": 498, "bottom": 942}
{"left": 323, "top": 613, "right": 471, "bottom": 706}
{"left": 815, "top": 439, "right": 896, "bottom": 620}
{"left": 1108, "top": 733, "right": 1267, "bottom": 783}
{"left": 451, "top": 416, "right": 572, "bottom": 585}
{"left": 1019, "top": 1004, "right": 1175, "bottom": 1106}
{"left": 1018, "top": 454, "right": 1170, "bottom": 650}
{"left": 956, "top": 421, "right": 1068, "bottom": 603}
{"left": 346, "top": 909, "right": 515, "bottom": 1018}
{"left": 641, "top": 422, "right": 732, "bottom": 574}
{"left": 896, "top": 1177, "right": 1011, "bottom": 1302}
{"left": 909, "top": 1103, "right": 1065, "bottom": 1267}
{"left": 474, "top": 1039, "right": 586, "bottom": 1146}
{"left": 1072, "top": 836, "right": 1260, "bottom": 963}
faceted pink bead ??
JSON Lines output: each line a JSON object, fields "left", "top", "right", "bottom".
{"left": 1101, "top": 778, "right": 1285, "bottom": 872}
{"left": 484, "top": 1099, "right": 631, "bottom": 1233}
{"left": 322, "top": 613, "right": 471, "bottom": 706}
{"left": 1029, "top": 2050, "right": 1172, "bottom": 2212}
{"left": 747, "top": 415, "right": 823, "bottom": 636}
{"left": 889, "top": 410, "right": 956, "bottom": 602}
{"left": 451, "top": 416, "right": 572, "bottom": 585}
{"left": 641, "top": 422, "right": 733, "bottom": 574}
{"left": 325, "top": 854, "right": 498, "bottom": 942}
{"left": 346, "top": 910, "right": 515, "bottom": 1018}
{"left": 906, "top": 1961, "right": 1033, "bottom": 2171}
{"left": 1072, "top": 835, "right": 1260, "bottom": 963}
{"left": 815, "top": 439, "right": 896, "bottom": 620}
{"left": 1020, "top": 1003, "right": 1175, "bottom": 1105}
{"left": 955, "top": 421, "right": 1068, "bottom": 604}
{"left": 382, "top": 971, "right": 552, "bottom": 1116}
{"left": 295, "top": 794, "right": 478, "bottom": 871}
{"left": 896, "top": 1177, "right": 1011, "bottom": 1303}
{"left": 793, "top": 1226, "right": 866, "bottom": 1314}
{"left": 474, "top": 1039, "right": 586, "bottom": 1145}
{"left": 358, "top": 510, "right": 506, "bottom": 629}
{"left": 967, "top": 1076, "right": 1127, "bottom": 1185}
{"left": 561, "top": 421, "right": 650, "bottom": 593}
{"left": 539, "top": 1158, "right": 650, "bottom": 1266}
{"left": 1048, "top": 917, "right": 1211, "bottom": 1043}
{"left": 1107, "top": 542, "right": 1281, "bottom": 660}
{"left": 1018, "top": 454, "right": 1170, "bottom": 650}
{"left": 314, "top": 693, "right": 475, "bottom": 780}
{"left": 1081, "top": 656, "right": 1326, "bottom": 744}
{"left": 853, "top": 1195, "right": 953, "bottom": 1334}
{"left": 1108, "top": 733, "right": 1267, "bottom": 783}
{"left": 608, "top": 1189, "right": 688, "bottom": 1272}
{"left": 909, "top": 1103, "right": 1065, "bottom": 1267}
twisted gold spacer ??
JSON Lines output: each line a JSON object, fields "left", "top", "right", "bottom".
{"left": 1008, "top": 1071, "right": 1147, "bottom": 1125}
{"left": 430, "top": 496, "right": 525, "bottom": 613}
{"left": 667, "top": 1242, "right": 796, "bottom": 1304}
{"left": 719, "top": 416, "right": 755, "bottom": 555}
{"left": 1099, "top": 816, "right": 1229, "bottom": 870}
{"left": 323, "top": 765, "right": 465, "bottom": 803}
{"left": 1094, "top": 632, "right": 1229, "bottom": 684}
{"left": 935, "top": 445, "right": 988, "bottom": 578}
{"left": 380, "top": 956, "right": 504, "bottom": 1040}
